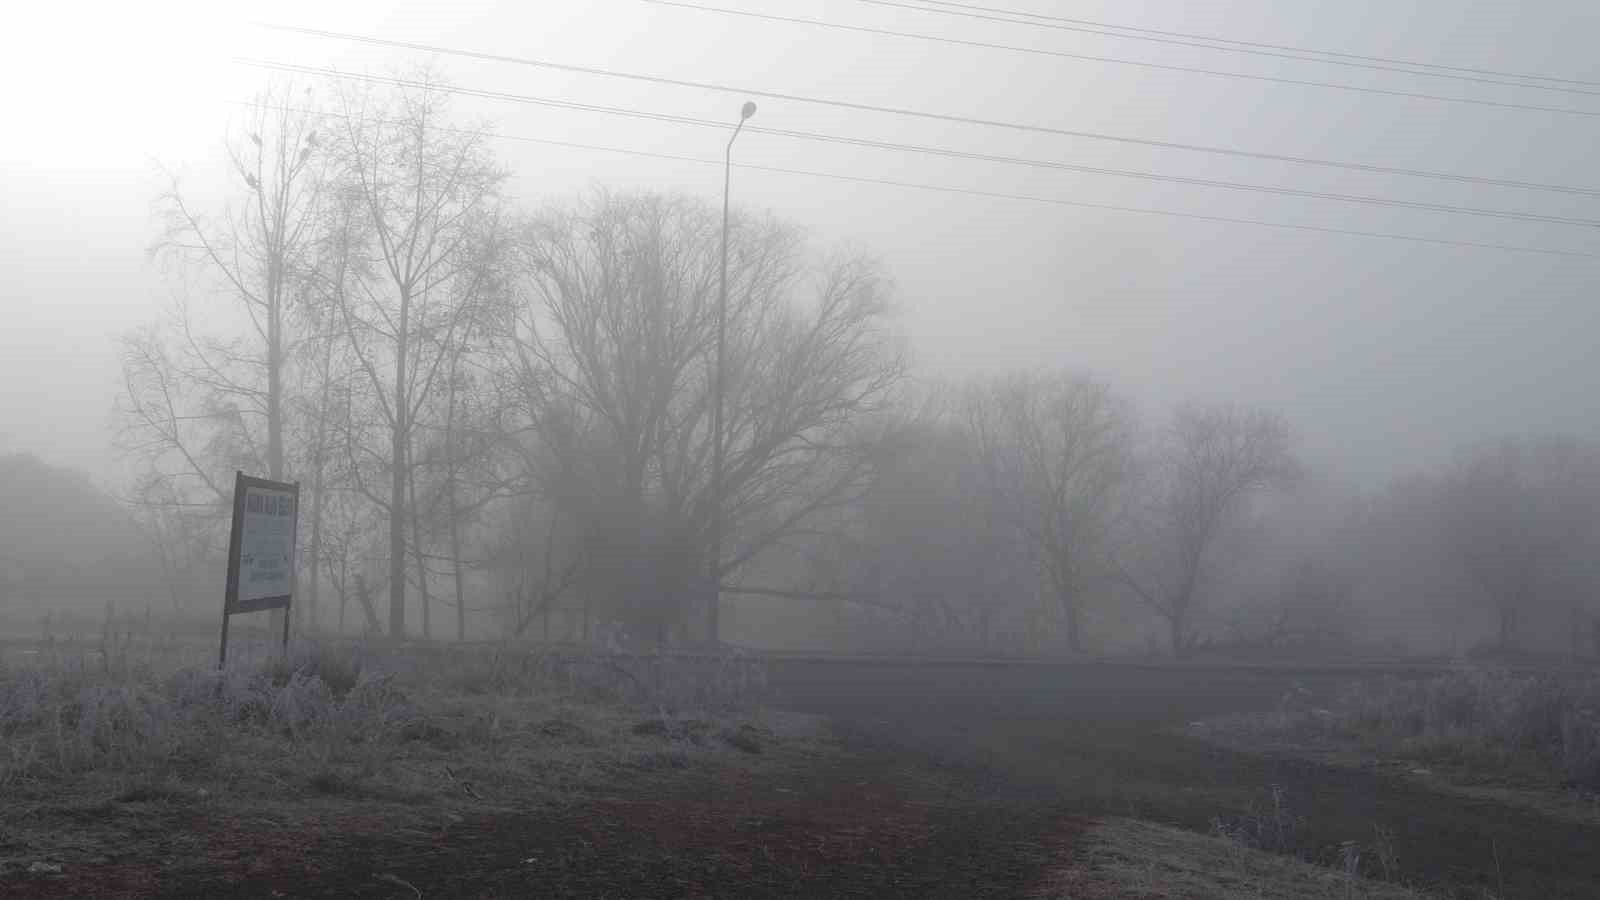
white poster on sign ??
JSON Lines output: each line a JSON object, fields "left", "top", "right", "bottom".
{"left": 238, "top": 486, "right": 297, "bottom": 603}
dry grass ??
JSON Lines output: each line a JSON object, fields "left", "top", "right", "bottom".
{"left": 1031, "top": 818, "right": 1424, "bottom": 900}
{"left": 0, "top": 632, "right": 823, "bottom": 874}
{"left": 1252, "top": 670, "right": 1600, "bottom": 790}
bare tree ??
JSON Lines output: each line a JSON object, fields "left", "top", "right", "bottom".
{"left": 119, "top": 87, "right": 327, "bottom": 630}
{"left": 141, "top": 85, "right": 326, "bottom": 489}
{"left": 966, "top": 371, "right": 1136, "bottom": 653}
{"left": 499, "top": 190, "right": 902, "bottom": 645}
{"left": 1114, "top": 404, "right": 1299, "bottom": 656}
{"left": 326, "top": 73, "right": 506, "bottom": 638}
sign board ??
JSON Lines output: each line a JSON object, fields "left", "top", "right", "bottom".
{"left": 220, "top": 472, "right": 300, "bottom": 666}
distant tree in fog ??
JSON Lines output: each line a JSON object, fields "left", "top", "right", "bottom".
{"left": 1114, "top": 405, "right": 1299, "bottom": 657}
{"left": 828, "top": 409, "right": 1035, "bottom": 653}
{"left": 496, "top": 190, "right": 902, "bottom": 644}
{"left": 965, "top": 372, "right": 1137, "bottom": 653}
{"left": 1442, "top": 436, "right": 1600, "bottom": 652}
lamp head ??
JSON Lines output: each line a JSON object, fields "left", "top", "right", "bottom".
{"left": 740, "top": 101, "right": 757, "bottom": 121}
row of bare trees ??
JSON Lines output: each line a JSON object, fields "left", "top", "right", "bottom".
{"left": 118, "top": 76, "right": 1591, "bottom": 658}
{"left": 788, "top": 375, "right": 1300, "bottom": 656}
{"left": 809, "top": 377, "right": 1600, "bottom": 659}
{"left": 117, "top": 79, "right": 901, "bottom": 646}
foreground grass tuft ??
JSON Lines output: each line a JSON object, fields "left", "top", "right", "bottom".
{"left": 1032, "top": 818, "right": 1422, "bottom": 899}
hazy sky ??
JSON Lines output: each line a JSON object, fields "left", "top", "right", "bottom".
{"left": 2, "top": 0, "right": 1597, "bottom": 488}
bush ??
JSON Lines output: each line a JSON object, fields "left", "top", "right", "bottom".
{"left": 262, "top": 641, "right": 365, "bottom": 698}
{"left": 1323, "top": 670, "right": 1600, "bottom": 787}
{"left": 0, "top": 642, "right": 412, "bottom": 782}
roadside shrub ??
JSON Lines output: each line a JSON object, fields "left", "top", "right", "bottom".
{"left": 263, "top": 642, "right": 365, "bottom": 698}
{"left": 0, "top": 667, "right": 51, "bottom": 734}
{"left": 269, "top": 672, "right": 335, "bottom": 738}
{"left": 1324, "top": 670, "right": 1600, "bottom": 787}
{"left": 0, "top": 643, "right": 411, "bottom": 782}
{"left": 65, "top": 683, "right": 176, "bottom": 768}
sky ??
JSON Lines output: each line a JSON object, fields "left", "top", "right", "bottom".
{"left": 1, "top": 0, "right": 1597, "bottom": 489}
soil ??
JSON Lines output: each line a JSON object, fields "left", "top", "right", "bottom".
{"left": 7, "top": 662, "right": 1600, "bottom": 898}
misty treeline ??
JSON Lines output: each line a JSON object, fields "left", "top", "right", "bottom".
{"left": 111, "top": 81, "right": 1600, "bottom": 658}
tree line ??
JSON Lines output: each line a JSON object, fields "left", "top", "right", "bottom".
{"left": 117, "top": 80, "right": 1600, "bottom": 658}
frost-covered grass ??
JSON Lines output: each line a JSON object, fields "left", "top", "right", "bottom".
{"left": 1266, "top": 669, "right": 1600, "bottom": 789}
{"left": 1036, "top": 817, "right": 1423, "bottom": 900}
{"left": 0, "top": 634, "right": 794, "bottom": 812}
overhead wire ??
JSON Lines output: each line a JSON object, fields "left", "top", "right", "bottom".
{"left": 238, "top": 59, "right": 1600, "bottom": 230}
{"left": 639, "top": 0, "right": 1600, "bottom": 118}
{"left": 893, "top": 0, "right": 1600, "bottom": 88}
{"left": 861, "top": 0, "right": 1600, "bottom": 95}
{"left": 250, "top": 23, "right": 1600, "bottom": 198}
{"left": 226, "top": 96, "right": 1600, "bottom": 260}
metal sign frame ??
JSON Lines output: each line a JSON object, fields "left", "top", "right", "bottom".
{"left": 219, "top": 471, "right": 300, "bottom": 667}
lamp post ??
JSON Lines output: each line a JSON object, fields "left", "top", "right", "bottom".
{"left": 710, "top": 100, "right": 756, "bottom": 647}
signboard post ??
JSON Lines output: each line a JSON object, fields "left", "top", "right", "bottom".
{"left": 219, "top": 471, "right": 300, "bottom": 668}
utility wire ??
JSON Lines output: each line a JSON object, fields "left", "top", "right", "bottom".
{"left": 640, "top": 0, "right": 1600, "bottom": 118}
{"left": 864, "top": 0, "right": 1600, "bottom": 95}
{"left": 896, "top": 0, "right": 1600, "bottom": 88}
{"left": 250, "top": 23, "right": 1600, "bottom": 198}
{"left": 228, "top": 96, "right": 1600, "bottom": 260}
{"left": 239, "top": 60, "right": 1600, "bottom": 229}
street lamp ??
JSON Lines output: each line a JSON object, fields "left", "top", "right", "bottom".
{"left": 710, "top": 100, "right": 756, "bottom": 646}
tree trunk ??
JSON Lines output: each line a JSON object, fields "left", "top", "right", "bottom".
{"left": 266, "top": 269, "right": 287, "bottom": 642}
{"left": 304, "top": 465, "right": 325, "bottom": 635}
{"left": 445, "top": 359, "right": 467, "bottom": 642}
{"left": 304, "top": 332, "right": 336, "bottom": 634}
{"left": 388, "top": 291, "right": 410, "bottom": 639}
{"left": 1059, "top": 589, "right": 1082, "bottom": 654}
{"left": 1170, "top": 611, "right": 1190, "bottom": 659}
{"left": 409, "top": 467, "right": 431, "bottom": 641}
{"left": 355, "top": 573, "right": 382, "bottom": 635}
{"left": 451, "top": 525, "right": 466, "bottom": 642}
{"left": 1050, "top": 560, "right": 1082, "bottom": 654}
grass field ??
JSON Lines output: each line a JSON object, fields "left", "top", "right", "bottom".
{"left": 0, "top": 629, "right": 830, "bottom": 894}
{"left": 5, "top": 624, "right": 1600, "bottom": 896}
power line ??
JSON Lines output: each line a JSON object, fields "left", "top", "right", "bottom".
{"left": 229, "top": 97, "right": 1600, "bottom": 261}
{"left": 640, "top": 0, "right": 1600, "bottom": 118}
{"left": 251, "top": 23, "right": 1600, "bottom": 198}
{"left": 240, "top": 59, "right": 1600, "bottom": 229}
{"left": 864, "top": 0, "right": 1600, "bottom": 95}
{"left": 896, "top": 0, "right": 1600, "bottom": 88}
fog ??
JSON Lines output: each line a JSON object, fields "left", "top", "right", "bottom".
{"left": 2, "top": 0, "right": 1598, "bottom": 657}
